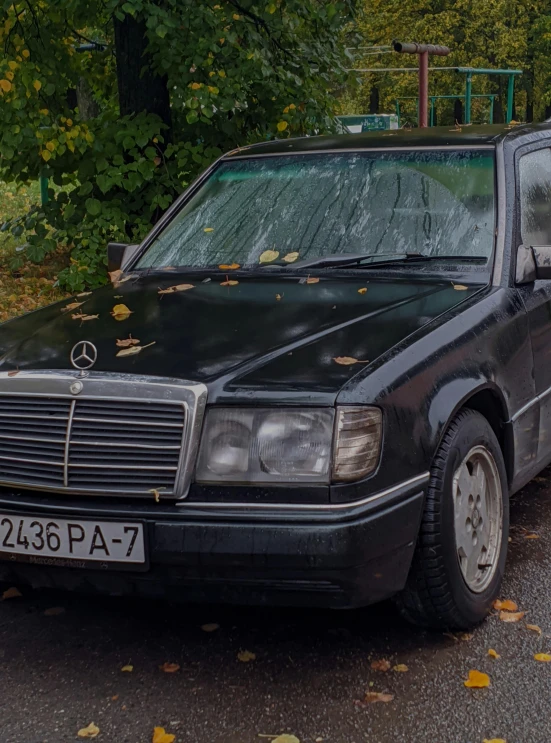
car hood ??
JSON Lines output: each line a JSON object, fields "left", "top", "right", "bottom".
{"left": 0, "top": 273, "right": 481, "bottom": 403}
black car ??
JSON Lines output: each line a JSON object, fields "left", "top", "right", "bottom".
{"left": 1, "top": 123, "right": 551, "bottom": 629}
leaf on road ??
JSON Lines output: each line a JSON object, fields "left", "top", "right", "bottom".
{"left": 152, "top": 727, "right": 176, "bottom": 743}
{"left": 271, "top": 736, "right": 301, "bottom": 743}
{"left": 111, "top": 303, "right": 133, "bottom": 321}
{"left": 116, "top": 342, "right": 156, "bottom": 358}
{"left": 237, "top": 650, "right": 256, "bottom": 662}
{"left": 282, "top": 252, "right": 299, "bottom": 263}
{"left": 482, "top": 739, "right": 506, "bottom": 743}
{"left": 364, "top": 691, "right": 394, "bottom": 703}
{"left": 77, "top": 723, "right": 100, "bottom": 739}
{"left": 487, "top": 649, "right": 500, "bottom": 659}
{"left": 220, "top": 279, "right": 239, "bottom": 286}
{"left": 393, "top": 664, "right": 409, "bottom": 672}
{"left": 158, "top": 284, "right": 194, "bottom": 295}
{"left": 358, "top": 287, "right": 368, "bottom": 294}
{"left": 121, "top": 664, "right": 133, "bottom": 672}
{"left": 160, "top": 662, "right": 180, "bottom": 673}
{"left": 526, "top": 624, "right": 542, "bottom": 635}
{"left": 493, "top": 599, "right": 518, "bottom": 611}
{"left": 333, "top": 356, "right": 369, "bottom": 366}
{"left": 259, "top": 250, "right": 279, "bottom": 264}
{"left": 525, "top": 533, "right": 540, "bottom": 539}
{"left": 44, "top": 606, "right": 65, "bottom": 616}
{"left": 218, "top": 263, "right": 240, "bottom": 270}
{"left": 499, "top": 610, "right": 525, "bottom": 623}
{"left": 201, "top": 623, "right": 219, "bottom": 633}
{"left": 464, "top": 670, "right": 490, "bottom": 688}
{"left": 2, "top": 587, "right": 22, "bottom": 600}
{"left": 534, "top": 653, "right": 551, "bottom": 662}
{"left": 370, "top": 659, "right": 391, "bottom": 672}
{"left": 116, "top": 335, "right": 140, "bottom": 348}
{"left": 61, "top": 301, "right": 84, "bottom": 312}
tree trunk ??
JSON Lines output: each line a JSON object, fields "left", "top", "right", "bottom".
{"left": 113, "top": 13, "right": 172, "bottom": 138}
{"left": 453, "top": 98, "right": 463, "bottom": 125}
{"left": 76, "top": 78, "right": 100, "bottom": 121}
{"left": 369, "top": 86, "right": 379, "bottom": 114}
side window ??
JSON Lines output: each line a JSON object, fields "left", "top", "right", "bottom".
{"left": 519, "top": 148, "right": 551, "bottom": 246}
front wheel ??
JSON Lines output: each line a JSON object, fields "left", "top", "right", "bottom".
{"left": 396, "top": 408, "right": 509, "bottom": 630}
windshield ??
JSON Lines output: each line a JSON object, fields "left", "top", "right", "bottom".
{"left": 137, "top": 149, "right": 495, "bottom": 269}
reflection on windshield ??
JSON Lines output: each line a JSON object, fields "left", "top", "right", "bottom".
{"left": 137, "top": 150, "right": 495, "bottom": 269}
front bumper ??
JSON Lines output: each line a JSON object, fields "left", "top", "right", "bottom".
{"left": 0, "top": 476, "right": 427, "bottom": 609}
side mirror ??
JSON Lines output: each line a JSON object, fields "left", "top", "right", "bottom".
{"left": 107, "top": 242, "right": 141, "bottom": 273}
{"left": 515, "top": 244, "right": 551, "bottom": 283}
{"left": 533, "top": 246, "right": 551, "bottom": 280}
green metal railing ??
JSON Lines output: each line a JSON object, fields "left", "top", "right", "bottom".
{"left": 395, "top": 93, "right": 498, "bottom": 127}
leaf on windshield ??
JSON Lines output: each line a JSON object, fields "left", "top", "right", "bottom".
{"left": 77, "top": 723, "right": 100, "bottom": 739}
{"left": 452, "top": 283, "right": 469, "bottom": 291}
{"left": 221, "top": 279, "right": 239, "bottom": 286}
{"left": 204, "top": 227, "right": 214, "bottom": 233}
{"left": 219, "top": 263, "right": 240, "bottom": 270}
{"left": 116, "top": 341, "right": 156, "bottom": 358}
{"left": 358, "top": 287, "right": 368, "bottom": 294}
{"left": 259, "top": 250, "right": 279, "bottom": 264}
{"left": 493, "top": 599, "right": 518, "bottom": 611}
{"left": 121, "top": 664, "right": 133, "bottom": 672}
{"left": 159, "top": 662, "right": 180, "bottom": 673}
{"left": 111, "top": 303, "right": 133, "bottom": 320}
{"left": 333, "top": 357, "right": 369, "bottom": 366}
{"left": 158, "top": 284, "right": 194, "bottom": 295}
{"left": 71, "top": 313, "right": 99, "bottom": 322}
{"left": 152, "top": 727, "right": 176, "bottom": 743}
{"left": 282, "top": 252, "right": 299, "bottom": 263}
{"left": 61, "top": 301, "right": 84, "bottom": 312}
{"left": 499, "top": 610, "right": 525, "bottom": 622}
{"left": 463, "top": 670, "right": 490, "bottom": 688}
{"left": 116, "top": 335, "right": 140, "bottom": 348}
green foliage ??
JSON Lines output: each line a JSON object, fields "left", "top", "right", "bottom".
{"left": 0, "top": 0, "right": 357, "bottom": 290}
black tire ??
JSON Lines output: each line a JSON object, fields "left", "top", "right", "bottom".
{"left": 395, "top": 408, "right": 509, "bottom": 630}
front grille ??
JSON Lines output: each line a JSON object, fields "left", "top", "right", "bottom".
{"left": 0, "top": 394, "right": 186, "bottom": 497}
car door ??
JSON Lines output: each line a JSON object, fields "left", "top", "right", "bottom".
{"left": 515, "top": 142, "right": 551, "bottom": 465}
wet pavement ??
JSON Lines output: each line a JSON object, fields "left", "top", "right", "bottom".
{"left": 1, "top": 474, "right": 551, "bottom": 743}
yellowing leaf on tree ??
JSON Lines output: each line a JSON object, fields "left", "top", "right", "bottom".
{"left": 201, "top": 623, "right": 220, "bottom": 632}
{"left": 277, "top": 121, "right": 288, "bottom": 132}
{"left": 45, "top": 141, "right": 55, "bottom": 152}
{"left": 5, "top": 71, "right": 13, "bottom": 81}
{"left": 77, "top": 723, "right": 100, "bottom": 739}
{"left": 159, "top": 662, "right": 180, "bottom": 673}
{"left": 259, "top": 249, "right": 279, "bottom": 264}
{"left": 499, "top": 610, "right": 525, "bottom": 623}
{"left": 121, "top": 664, "right": 133, "bottom": 672}
{"left": 463, "top": 669, "right": 490, "bottom": 688}
{"left": 488, "top": 649, "right": 500, "bottom": 659}
{"left": 220, "top": 279, "right": 239, "bottom": 286}
{"left": 2, "top": 586, "right": 22, "bottom": 600}
{"left": 267, "top": 3, "right": 277, "bottom": 12}
{"left": 22, "top": 49, "right": 30, "bottom": 58}
{"left": 33, "top": 79, "right": 41, "bottom": 91}
{"left": 526, "top": 624, "right": 542, "bottom": 635}
{"left": 393, "top": 664, "right": 409, "bottom": 672}
{"left": 152, "top": 727, "right": 175, "bottom": 743}
{"left": 493, "top": 599, "right": 518, "bottom": 612}
{"left": 219, "top": 263, "right": 240, "bottom": 270}
{"left": 534, "top": 653, "right": 551, "bottom": 662}
{"left": 358, "top": 287, "right": 368, "bottom": 294}
{"left": 370, "top": 659, "right": 391, "bottom": 672}
{"left": 116, "top": 341, "right": 156, "bottom": 358}
{"left": 364, "top": 691, "right": 394, "bottom": 703}
{"left": 237, "top": 649, "right": 256, "bottom": 662}
{"left": 158, "top": 284, "right": 194, "bottom": 295}
{"left": 111, "top": 303, "right": 133, "bottom": 320}
{"left": 116, "top": 335, "right": 140, "bottom": 348}
{"left": 41, "top": 149, "right": 51, "bottom": 161}
{"left": 282, "top": 251, "right": 299, "bottom": 263}
{"left": 333, "top": 356, "right": 369, "bottom": 366}
{"left": 0, "top": 79, "right": 12, "bottom": 92}
{"left": 191, "top": 82, "right": 202, "bottom": 90}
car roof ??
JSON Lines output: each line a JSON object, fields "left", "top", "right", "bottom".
{"left": 223, "top": 123, "right": 540, "bottom": 159}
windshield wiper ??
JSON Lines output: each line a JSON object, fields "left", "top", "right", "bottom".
{"left": 287, "top": 253, "right": 488, "bottom": 270}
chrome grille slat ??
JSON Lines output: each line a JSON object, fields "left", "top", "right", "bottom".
{"left": 72, "top": 416, "right": 184, "bottom": 428}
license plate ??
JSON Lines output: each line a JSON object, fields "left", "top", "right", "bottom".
{"left": 0, "top": 513, "right": 145, "bottom": 567}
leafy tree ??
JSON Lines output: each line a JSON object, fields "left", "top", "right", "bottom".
{"left": 0, "top": 0, "right": 357, "bottom": 290}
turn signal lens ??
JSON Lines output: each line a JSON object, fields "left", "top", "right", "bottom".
{"left": 333, "top": 406, "right": 382, "bottom": 482}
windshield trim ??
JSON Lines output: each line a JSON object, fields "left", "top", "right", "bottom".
{"left": 224, "top": 144, "right": 496, "bottom": 161}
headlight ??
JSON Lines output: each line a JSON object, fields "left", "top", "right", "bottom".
{"left": 195, "top": 406, "right": 382, "bottom": 485}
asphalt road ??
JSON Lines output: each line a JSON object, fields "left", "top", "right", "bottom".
{"left": 2, "top": 474, "right": 551, "bottom": 743}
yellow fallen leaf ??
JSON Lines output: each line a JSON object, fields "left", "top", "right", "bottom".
{"left": 525, "top": 533, "right": 540, "bottom": 539}
{"left": 271, "top": 736, "right": 300, "bottom": 743}
{"left": 204, "top": 227, "right": 214, "bottom": 232}
{"left": 77, "top": 291, "right": 92, "bottom": 297}
{"left": 333, "top": 356, "right": 369, "bottom": 366}
{"left": 487, "top": 649, "right": 500, "bottom": 659}
{"left": 152, "top": 727, "right": 175, "bottom": 743}
{"left": 219, "top": 263, "right": 240, "bottom": 270}
{"left": 61, "top": 301, "right": 84, "bottom": 312}
{"left": 453, "top": 284, "right": 468, "bottom": 291}
{"left": 282, "top": 252, "right": 299, "bottom": 263}
{"left": 237, "top": 650, "right": 256, "bottom": 662}
{"left": 44, "top": 606, "right": 65, "bottom": 616}
{"left": 77, "top": 723, "right": 100, "bottom": 739}
{"left": 158, "top": 284, "right": 195, "bottom": 295}
{"left": 149, "top": 488, "right": 163, "bottom": 503}
{"left": 358, "top": 287, "right": 368, "bottom": 294}
{"left": 111, "top": 303, "right": 133, "bottom": 320}
{"left": 116, "top": 341, "right": 156, "bottom": 358}
{"left": 159, "top": 662, "right": 180, "bottom": 673}
{"left": 393, "top": 664, "right": 408, "bottom": 672}
{"left": 364, "top": 691, "right": 394, "bottom": 703}
{"left": 305, "top": 276, "right": 319, "bottom": 284}
{"left": 221, "top": 280, "right": 239, "bottom": 286}
{"left": 370, "top": 659, "right": 391, "bottom": 672}
{"left": 71, "top": 313, "right": 99, "bottom": 322}
{"left": 259, "top": 249, "right": 279, "bottom": 264}
{"left": 464, "top": 670, "right": 490, "bottom": 688}
{"left": 499, "top": 610, "right": 525, "bottom": 623}
{"left": 201, "top": 623, "right": 219, "bottom": 632}
{"left": 121, "top": 664, "right": 133, "bottom": 672}
{"left": 526, "top": 624, "right": 542, "bottom": 635}
{"left": 116, "top": 335, "right": 140, "bottom": 348}
{"left": 108, "top": 269, "right": 123, "bottom": 284}
{"left": 493, "top": 599, "right": 518, "bottom": 611}
{"left": 534, "top": 653, "right": 551, "bottom": 662}
{"left": 276, "top": 294, "right": 282, "bottom": 301}
{"left": 2, "top": 587, "right": 22, "bottom": 600}
{"left": 482, "top": 739, "right": 506, "bottom": 743}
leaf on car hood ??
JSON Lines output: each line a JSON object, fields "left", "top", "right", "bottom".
{"left": 152, "top": 727, "right": 176, "bottom": 743}
{"left": 259, "top": 249, "right": 279, "bottom": 264}
{"left": 452, "top": 283, "right": 468, "bottom": 291}
{"left": 120, "top": 664, "right": 133, "bottom": 672}
{"left": 61, "top": 301, "right": 84, "bottom": 313}
{"left": 1, "top": 586, "right": 22, "bottom": 600}
{"left": 158, "top": 284, "right": 194, "bottom": 295}
{"left": 237, "top": 650, "right": 256, "bottom": 662}
{"left": 393, "top": 664, "right": 409, "bottom": 672}
{"left": 109, "top": 270, "right": 137, "bottom": 287}
{"left": 333, "top": 356, "right": 369, "bottom": 366}
{"left": 77, "top": 723, "right": 100, "bottom": 739}
{"left": 358, "top": 287, "right": 368, "bottom": 294}
{"left": 201, "top": 623, "right": 220, "bottom": 633}
{"left": 116, "top": 341, "right": 156, "bottom": 358}
{"left": 463, "top": 670, "right": 490, "bottom": 688}
{"left": 221, "top": 279, "right": 239, "bottom": 286}
{"left": 370, "top": 659, "right": 391, "bottom": 672}
{"left": 159, "top": 662, "right": 180, "bottom": 673}
{"left": 72, "top": 313, "right": 99, "bottom": 322}
{"left": 116, "top": 335, "right": 140, "bottom": 348}
{"left": 219, "top": 263, "right": 240, "bottom": 270}
{"left": 111, "top": 303, "right": 134, "bottom": 321}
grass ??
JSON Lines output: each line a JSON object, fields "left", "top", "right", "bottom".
{"left": 0, "top": 181, "right": 69, "bottom": 322}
